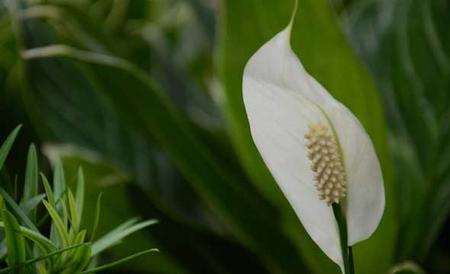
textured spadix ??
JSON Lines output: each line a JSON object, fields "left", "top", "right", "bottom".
{"left": 242, "top": 22, "right": 385, "bottom": 271}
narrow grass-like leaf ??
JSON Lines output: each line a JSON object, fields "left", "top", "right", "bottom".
{"left": 53, "top": 161, "right": 66, "bottom": 202}
{"left": 22, "top": 144, "right": 38, "bottom": 222}
{"left": 0, "top": 187, "right": 38, "bottom": 231}
{"left": 388, "top": 261, "right": 426, "bottom": 274}
{"left": 0, "top": 222, "right": 56, "bottom": 253}
{"left": 0, "top": 243, "right": 87, "bottom": 274}
{"left": 89, "top": 192, "right": 102, "bottom": 242}
{"left": 89, "top": 217, "right": 138, "bottom": 252}
{"left": 1, "top": 210, "right": 26, "bottom": 273}
{"left": 17, "top": 226, "right": 55, "bottom": 254}
{"left": 67, "top": 189, "right": 79, "bottom": 232}
{"left": 63, "top": 230, "right": 87, "bottom": 268}
{"left": 40, "top": 173, "right": 55, "bottom": 207}
{"left": 43, "top": 200, "right": 69, "bottom": 247}
{"left": 75, "top": 167, "right": 84, "bottom": 227}
{"left": 91, "top": 219, "right": 157, "bottom": 255}
{"left": 21, "top": 194, "right": 45, "bottom": 215}
{"left": 0, "top": 125, "right": 21, "bottom": 171}
{"left": 60, "top": 243, "right": 91, "bottom": 274}
{"left": 81, "top": 248, "right": 158, "bottom": 274}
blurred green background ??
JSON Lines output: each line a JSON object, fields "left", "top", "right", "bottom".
{"left": 0, "top": 0, "right": 449, "bottom": 273}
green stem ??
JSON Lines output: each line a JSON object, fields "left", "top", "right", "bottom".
{"left": 348, "top": 246, "right": 355, "bottom": 274}
{"left": 332, "top": 204, "right": 355, "bottom": 274}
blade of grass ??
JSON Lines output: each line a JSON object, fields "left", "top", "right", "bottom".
{"left": 0, "top": 125, "right": 21, "bottom": 171}
{"left": 0, "top": 187, "right": 38, "bottom": 231}
{"left": 75, "top": 167, "right": 84, "bottom": 228}
{"left": 58, "top": 243, "right": 91, "bottom": 274}
{"left": 43, "top": 200, "right": 70, "bottom": 247}
{"left": 0, "top": 221, "right": 55, "bottom": 254}
{"left": 0, "top": 243, "right": 87, "bottom": 274}
{"left": 1, "top": 210, "right": 27, "bottom": 274}
{"left": 22, "top": 144, "right": 38, "bottom": 222}
{"left": 40, "top": 173, "right": 55, "bottom": 207}
{"left": 81, "top": 248, "right": 158, "bottom": 273}
{"left": 89, "top": 192, "right": 102, "bottom": 242}
{"left": 53, "top": 161, "right": 66, "bottom": 202}
{"left": 91, "top": 219, "right": 157, "bottom": 255}
{"left": 67, "top": 189, "right": 79, "bottom": 232}
{"left": 21, "top": 194, "right": 46, "bottom": 215}
{"left": 18, "top": 226, "right": 55, "bottom": 254}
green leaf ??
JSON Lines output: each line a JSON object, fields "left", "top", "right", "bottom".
{"left": 92, "top": 219, "right": 157, "bottom": 256}
{"left": 81, "top": 248, "right": 158, "bottom": 274}
{"left": 21, "top": 194, "right": 46, "bottom": 215}
{"left": 75, "top": 167, "right": 85, "bottom": 229}
{"left": 344, "top": 0, "right": 450, "bottom": 263}
{"left": 22, "top": 144, "right": 39, "bottom": 222}
{"left": 50, "top": 161, "right": 68, "bottom": 246}
{"left": 60, "top": 155, "right": 186, "bottom": 274}
{"left": 0, "top": 187, "right": 38, "bottom": 232}
{"left": 23, "top": 45, "right": 308, "bottom": 273}
{"left": 0, "top": 125, "right": 21, "bottom": 171}
{"left": 58, "top": 242, "right": 91, "bottom": 274}
{"left": 89, "top": 192, "right": 102, "bottom": 243}
{"left": 218, "top": 0, "right": 396, "bottom": 273}
{"left": 43, "top": 200, "right": 70, "bottom": 247}
{"left": 0, "top": 243, "right": 87, "bottom": 274}
{"left": 1, "top": 209, "right": 27, "bottom": 274}
{"left": 40, "top": 173, "right": 55, "bottom": 207}
{"left": 53, "top": 161, "right": 66, "bottom": 202}
{"left": 0, "top": 221, "right": 56, "bottom": 254}
{"left": 67, "top": 189, "right": 80, "bottom": 233}
{"left": 388, "top": 261, "right": 426, "bottom": 274}
{"left": 17, "top": 227, "right": 55, "bottom": 254}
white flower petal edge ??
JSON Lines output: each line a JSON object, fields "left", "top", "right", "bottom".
{"left": 242, "top": 22, "right": 385, "bottom": 271}
{"left": 243, "top": 26, "right": 344, "bottom": 270}
{"left": 308, "top": 77, "right": 385, "bottom": 245}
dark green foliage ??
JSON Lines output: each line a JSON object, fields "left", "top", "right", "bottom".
{"left": 343, "top": 0, "right": 450, "bottom": 272}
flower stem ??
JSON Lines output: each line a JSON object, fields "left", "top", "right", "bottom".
{"left": 348, "top": 246, "right": 355, "bottom": 274}
{"left": 332, "top": 203, "right": 355, "bottom": 274}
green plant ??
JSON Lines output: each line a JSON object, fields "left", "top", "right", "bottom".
{"left": 0, "top": 126, "right": 158, "bottom": 273}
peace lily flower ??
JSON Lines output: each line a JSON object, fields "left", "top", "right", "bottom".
{"left": 242, "top": 11, "right": 385, "bottom": 273}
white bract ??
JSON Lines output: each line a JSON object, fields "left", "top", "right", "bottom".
{"left": 242, "top": 19, "right": 385, "bottom": 271}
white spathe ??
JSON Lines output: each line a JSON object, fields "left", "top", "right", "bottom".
{"left": 242, "top": 23, "right": 385, "bottom": 272}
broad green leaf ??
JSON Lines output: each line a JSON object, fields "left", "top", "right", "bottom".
{"left": 344, "top": 0, "right": 450, "bottom": 265}
{"left": 218, "top": 0, "right": 395, "bottom": 273}
{"left": 23, "top": 45, "right": 308, "bottom": 273}
{"left": 1, "top": 210, "right": 26, "bottom": 274}
{"left": 10, "top": 2, "right": 272, "bottom": 272}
